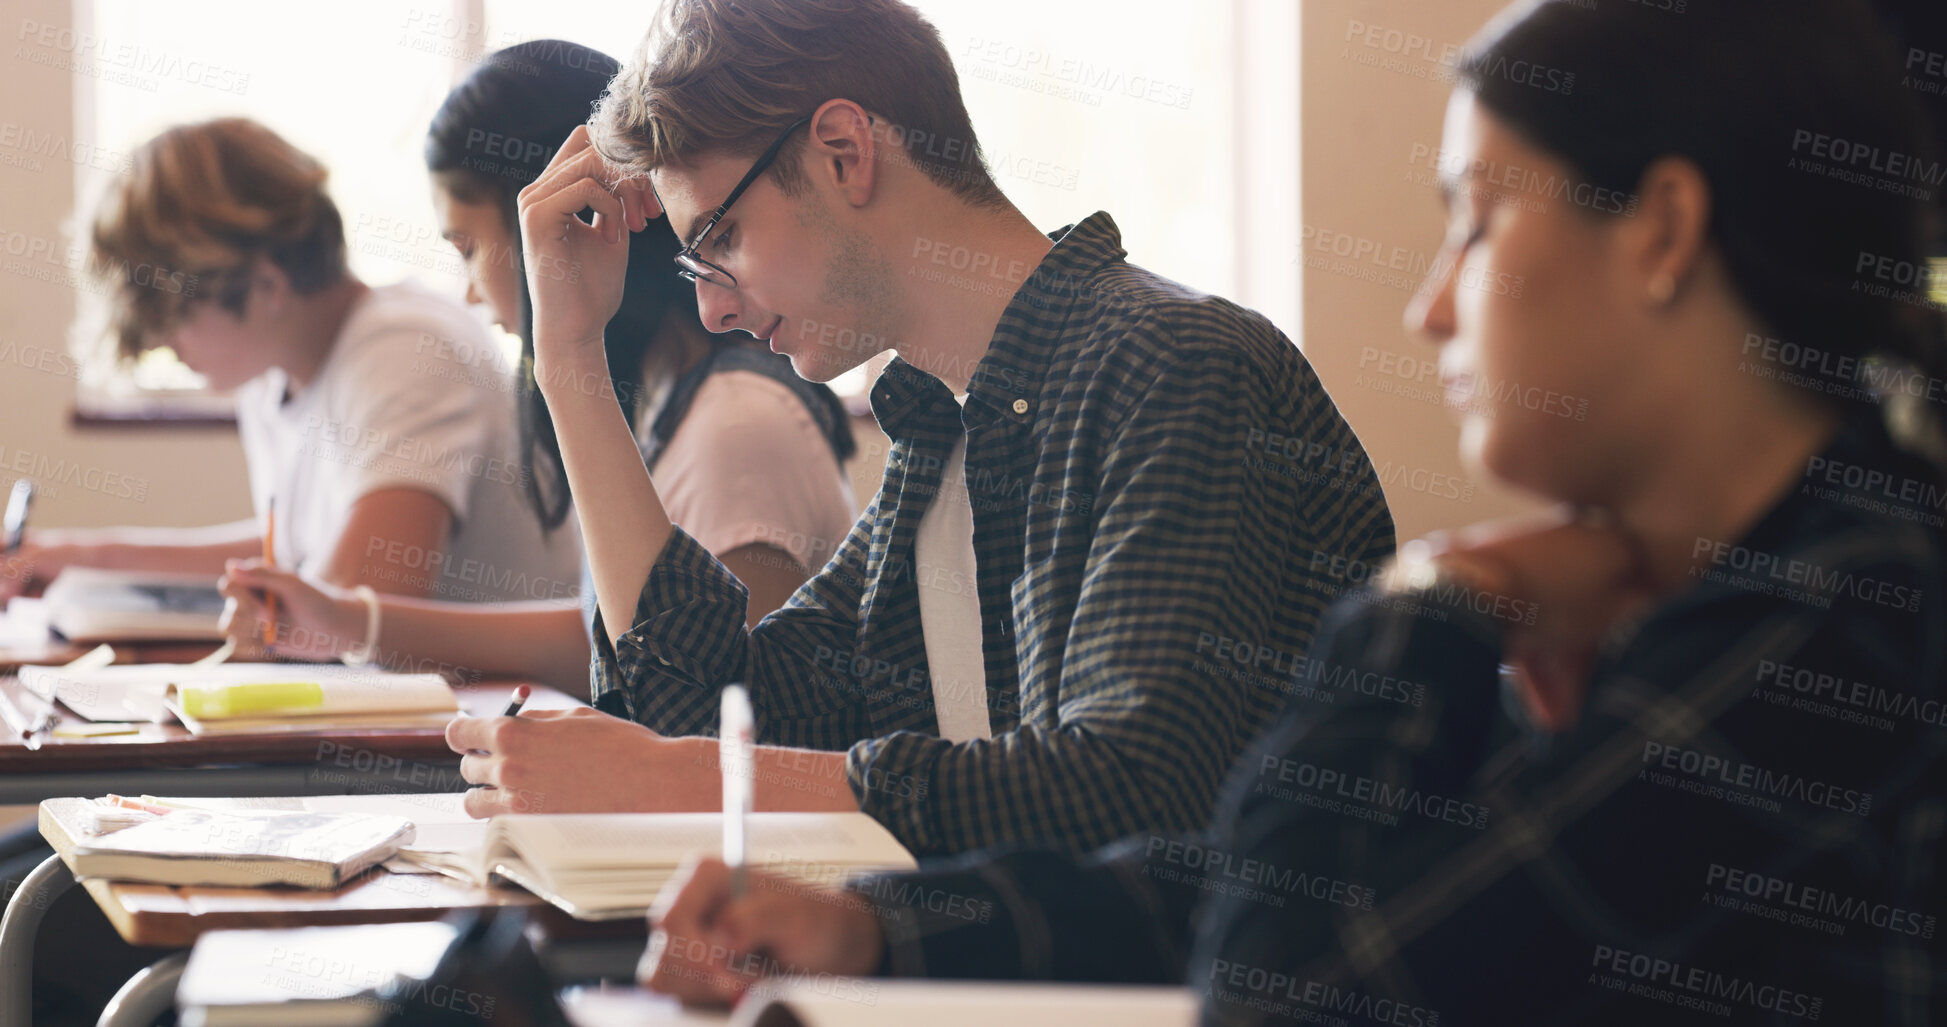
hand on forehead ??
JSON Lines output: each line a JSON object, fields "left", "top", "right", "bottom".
{"left": 648, "top": 161, "right": 738, "bottom": 244}
{"left": 646, "top": 141, "right": 789, "bottom": 246}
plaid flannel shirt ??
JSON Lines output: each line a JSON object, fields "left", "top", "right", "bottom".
{"left": 856, "top": 412, "right": 1947, "bottom": 1025}
{"left": 591, "top": 212, "right": 1395, "bottom": 856}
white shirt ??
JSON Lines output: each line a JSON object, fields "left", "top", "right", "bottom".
{"left": 235, "top": 282, "right": 582, "bottom": 604}
{"left": 912, "top": 402, "right": 991, "bottom": 742}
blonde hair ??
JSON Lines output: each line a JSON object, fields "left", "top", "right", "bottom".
{"left": 591, "top": 0, "right": 1004, "bottom": 207}
{"left": 91, "top": 117, "right": 347, "bottom": 360}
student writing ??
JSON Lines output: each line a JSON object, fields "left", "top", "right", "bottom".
{"left": 443, "top": 0, "right": 1396, "bottom": 856}
{"left": 640, "top": 3, "right": 1947, "bottom": 1022}
{"left": 218, "top": 40, "right": 859, "bottom": 690}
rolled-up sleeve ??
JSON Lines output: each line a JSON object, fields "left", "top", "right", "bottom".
{"left": 591, "top": 499, "right": 880, "bottom": 749}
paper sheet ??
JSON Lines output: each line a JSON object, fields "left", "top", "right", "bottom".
{"left": 0, "top": 597, "right": 48, "bottom": 647}
{"left": 304, "top": 793, "right": 488, "bottom": 872}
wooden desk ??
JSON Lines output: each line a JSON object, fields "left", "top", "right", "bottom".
{"left": 8, "top": 797, "right": 646, "bottom": 1027}
{"left": 0, "top": 637, "right": 219, "bottom": 673}
{"left": 0, "top": 678, "right": 581, "bottom": 804}
{"left": 0, "top": 675, "right": 595, "bottom": 1027}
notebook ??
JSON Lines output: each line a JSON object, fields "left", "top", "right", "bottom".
{"left": 398, "top": 811, "right": 918, "bottom": 921}
{"left": 19, "top": 661, "right": 457, "bottom": 731}
{"left": 181, "top": 932, "right": 1194, "bottom": 1027}
{"left": 176, "top": 921, "right": 460, "bottom": 1027}
{"left": 560, "top": 982, "right": 1199, "bottom": 1027}
{"left": 42, "top": 566, "right": 226, "bottom": 642}
{"left": 163, "top": 669, "right": 460, "bottom": 735}
{"left": 60, "top": 807, "right": 415, "bottom": 888}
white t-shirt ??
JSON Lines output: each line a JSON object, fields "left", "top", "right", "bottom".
{"left": 235, "top": 282, "right": 582, "bottom": 604}
{"left": 636, "top": 361, "right": 857, "bottom": 577}
{"left": 912, "top": 403, "right": 991, "bottom": 742}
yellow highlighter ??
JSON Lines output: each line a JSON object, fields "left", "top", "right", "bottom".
{"left": 173, "top": 681, "right": 325, "bottom": 719}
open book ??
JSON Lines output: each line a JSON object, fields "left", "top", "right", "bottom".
{"left": 59, "top": 806, "right": 415, "bottom": 889}
{"left": 19, "top": 661, "right": 457, "bottom": 731}
{"left": 42, "top": 566, "right": 226, "bottom": 642}
{"left": 400, "top": 811, "right": 918, "bottom": 921}
{"left": 180, "top": 927, "right": 1193, "bottom": 1027}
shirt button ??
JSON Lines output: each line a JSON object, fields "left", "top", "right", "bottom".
{"left": 1012, "top": 399, "right": 1029, "bottom": 415}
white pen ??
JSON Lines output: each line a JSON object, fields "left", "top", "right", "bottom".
{"left": 720, "top": 683, "right": 754, "bottom": 898}
{"left": 3, "top": 479, "right": 34, "bottom": 553}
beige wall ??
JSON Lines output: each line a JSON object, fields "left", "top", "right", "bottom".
{"left": 0, "top": 0, "right": 252, "bottom": 531}
{"left": 1300, "top": 0, "right": 1539, "bottom": 541}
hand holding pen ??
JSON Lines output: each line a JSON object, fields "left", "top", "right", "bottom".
{"left": 449, "top": 686, "right": 531, "bottom": 811}
{"left": 260, "top": 500, "right": 277, "bottom": 646}
{"left": 720, "top": 684, "right": 754, "bottom": 898}
{"left": 3, "top": 479, "right": 33, "bottom": 554}
{"left": 0, "top": 479, "right": 47, "bottom": 602}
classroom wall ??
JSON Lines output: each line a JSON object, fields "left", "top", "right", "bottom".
{"left": 0, "top": 0, "right": 254, "bottom": 531}
{"left": 1299, "top": 0, "right": 1541, "bottom": 540}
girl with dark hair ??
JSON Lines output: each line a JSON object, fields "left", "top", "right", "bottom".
{"left": 635, "top": 3, "right": 1947, "bottom": 1023}
{"left": 220, "top": 40, "right": 858, "bottom": 692}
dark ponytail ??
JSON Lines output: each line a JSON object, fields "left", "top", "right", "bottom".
{"left": 1460, "top": 0, "right": 1947, "bottom": 475}
{"left": 425, "top": 40, "right": 695, "bottom": 531}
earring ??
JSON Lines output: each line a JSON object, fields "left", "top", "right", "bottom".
{"left": 1647, "top": 274, "right": 1676, "bottom": 305}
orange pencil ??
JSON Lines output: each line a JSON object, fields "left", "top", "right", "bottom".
{"left": 261, "top": 501, "right": 277, "bottom": 645}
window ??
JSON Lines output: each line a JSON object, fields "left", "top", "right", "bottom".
{"left": 74, "top": 0, "right": 480, "bottom": 412}
{"left": 76, "top": 1, "right": 1294, "bottom": 406}
{"left": 481, "top": 0, "right": 1274, "bottom": 396}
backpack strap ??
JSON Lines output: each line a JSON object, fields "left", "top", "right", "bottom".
{"left": 639, "top": 343, "right": 849, "bottom": 472}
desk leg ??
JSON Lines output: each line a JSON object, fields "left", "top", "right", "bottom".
{"left": 0, "top": 853, "right": 78, "bottom": 1027}
{"left": 95, "top": 951, "right": 187, "bottom": 1027}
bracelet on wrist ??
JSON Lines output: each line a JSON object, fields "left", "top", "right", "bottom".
{"left": 339, "top": 585, "right": 382, "bottom": 666}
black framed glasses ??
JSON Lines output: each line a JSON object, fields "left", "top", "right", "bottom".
{"left": 674, "top": 114, "right": 813, "bottom": 288}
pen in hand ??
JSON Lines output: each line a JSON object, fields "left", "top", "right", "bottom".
{"left": 465, "top": 685, "right": 532, "bottom": 760}
{"left": 720, "top": 684, "right": 754, "bottom": 899}
{"left": 500, "top": 684, "right": 531, "bottom": 718}
{"left": 3, "top": 479, "right": 33, "bottom": 554}
{"left": 260, "top": 501, "right": 277, "bottom": 646}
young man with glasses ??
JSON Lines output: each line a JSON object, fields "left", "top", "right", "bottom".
{"left": 444, "top": 0, "right": 1394, "bottom": 858}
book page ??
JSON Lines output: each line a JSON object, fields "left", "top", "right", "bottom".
{"left": 42, "top": 566, "right": 225, "bottom": 641}
{"left": 0, "top": 596, "right": 48, "bottom": 646}
{"left": 44, "top": 566, "right": 224, "bottom": 612}
{"left": 23, "top": 662, "right": 457, "bottom": 723}
{"left": 302, "top": 792, "right": 474, "bottom": 823}
{"left": 498, "top": 814, "right": 913, "bottom": 872}
{"left": 750, "top": 982, "right": 1197, "bottom": 1027}
{"left": 307, "top": 673, "right": 458, "bottom": 715}
{"left": 177, "top": 922, "right": 459, "bottom": 1008}
{"left": 305, "top": 793, "right": 489, "bottom": 878}
{"left": 559, "top": 985, "right": 730, "bottom": 1027}
{"left": 73, "top": 809, "right": 414, "bottom": 867}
